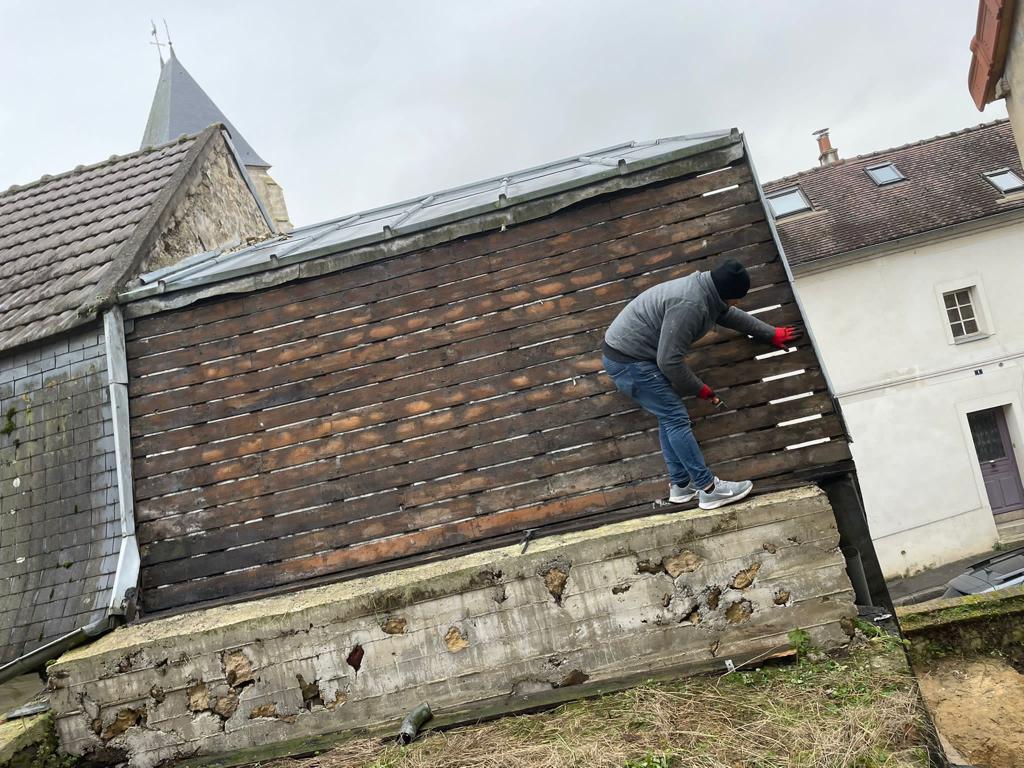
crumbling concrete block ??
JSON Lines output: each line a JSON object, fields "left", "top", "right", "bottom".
{"left": 48, "top": 486, "right": 855, "bottom": 767}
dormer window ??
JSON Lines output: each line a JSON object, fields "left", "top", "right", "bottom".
{"left": 983, "top": 168, "right": 1024, "bottom": 194}
{"left": 866, "top": 162, "right": 904, "bottom": 186}
{"left": 766, "top": 187, "right": 811, "bottom": 218}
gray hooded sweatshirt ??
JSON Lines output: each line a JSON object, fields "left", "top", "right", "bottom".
{"left": 603, "top": 271, "right": 775, "bottom": 396}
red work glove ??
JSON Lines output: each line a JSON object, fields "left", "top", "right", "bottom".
{"left": 698, "top": 385, "right": 715, "bottom": 401}
{"left": 772, "top": 326, "right": 803, "bottom": 349}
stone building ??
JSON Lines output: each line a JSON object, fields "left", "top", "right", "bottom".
{"left": 0, "top": 126, "right": 273, "bottom": 674}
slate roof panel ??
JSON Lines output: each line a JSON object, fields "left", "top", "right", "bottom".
{"left": 763, "top": 120, "right": 1024, "bottom": 267}
{"left": 0, "top": 137, "right": 197, "bottom": 352}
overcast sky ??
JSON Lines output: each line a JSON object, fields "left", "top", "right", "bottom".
{"left": 0, "top": 1, "right": 1008, "bottom": 226}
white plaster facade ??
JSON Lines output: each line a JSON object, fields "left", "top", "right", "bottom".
{"left": 792, "top": 211, "right": 1024, "bottom": 578}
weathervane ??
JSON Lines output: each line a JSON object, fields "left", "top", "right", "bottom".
{"left": 149, "top": 19, "right": 173, "bottom": 64}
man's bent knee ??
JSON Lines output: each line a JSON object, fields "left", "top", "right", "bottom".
{"left": 660, "top": 411, "right": 692, "bottom": 430}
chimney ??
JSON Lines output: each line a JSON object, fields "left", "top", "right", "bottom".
{"left": 812, "top": 128, "right": 839, "bottom": 166}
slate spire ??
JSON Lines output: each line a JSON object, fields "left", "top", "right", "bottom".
{"left": 141, "top": 47, "right": 269, "bottom": 168}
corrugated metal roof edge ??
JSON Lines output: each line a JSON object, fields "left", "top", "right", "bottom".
{"left": 119, "top": 130, "right": 742, "bottom": 314}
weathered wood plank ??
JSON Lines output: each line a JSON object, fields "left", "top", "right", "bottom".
{"left": 129, "top": 196, "right": 768, "bottom": 377}
{"left": 128, "top": 259, "right": 793, "bottom": 423}
{"left": 129, "top": 322, "right": 806, "bottom": 448}
{"left": 130, "top": 301, "right": 807, "bottom": 483}
{"left": 140, "top": 441, "right": 852, "bottom": 608}
{"left": 133, "top": 357, "right": 826, "bottom": 518}
{"left": 127, "top": 174, "right": 759, "bottom": 359}
{"left": 141, "top": 416, "right": 844, "bottom": 580}
{"left": 135, "top": 373, "right": 834, "bottom": 543}
{"left": 128, "top": 219, "right": 776, "bottom": 397}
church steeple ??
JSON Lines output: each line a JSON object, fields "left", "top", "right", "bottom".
{"left": 141, "top": 46, "right": 292, "bottom": 230}
{"left": 142, "top": 47, "right": 267, "bottom": 167}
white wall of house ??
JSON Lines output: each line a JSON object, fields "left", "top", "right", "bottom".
{"left": 793, "top": 214, "right": 1024, "bottom": 578}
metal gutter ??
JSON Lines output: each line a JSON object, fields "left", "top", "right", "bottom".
{"left": 0, "top": 617, "right": 114, "bottom": 686}
{"left": 0, "top": 308, "right": 140, "bottom": 686}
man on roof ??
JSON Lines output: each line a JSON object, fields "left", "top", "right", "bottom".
{"left": 602, "top": 258, "right": 801, "bottom": 510}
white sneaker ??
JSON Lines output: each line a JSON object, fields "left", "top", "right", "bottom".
{"left": 669, "top": 482, "right": 699, "bottom": 504}
{"left": 698, "top": 477, "right": 754, "bottom": 510}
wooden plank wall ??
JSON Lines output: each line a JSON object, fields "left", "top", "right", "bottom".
{"left": 124, "top": 149, "right": 852, "bottom": 613}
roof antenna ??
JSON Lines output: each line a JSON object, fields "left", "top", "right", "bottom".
{"left": 150, "top": 20, "right": 166, "bottom": 65}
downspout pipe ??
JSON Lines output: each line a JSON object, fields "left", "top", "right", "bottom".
{"left": 0, "top": 308, "right": 139, "bottom": 686}
{"left": 103, "top": 305, "right": 141, "bottom": 620}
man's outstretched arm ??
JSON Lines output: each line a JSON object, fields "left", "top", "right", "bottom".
{"left": 716, "top": 306, "right": 775, "bottom": 343}
{"left": 718, "top": 306, "right": 802, "bottom": 348}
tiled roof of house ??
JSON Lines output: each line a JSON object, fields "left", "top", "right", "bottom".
{"left": 763, "top": 120, "right": 1024, "bottom": 268}
{"left": 0, "top": 134, "right": 203, "bottom": 352}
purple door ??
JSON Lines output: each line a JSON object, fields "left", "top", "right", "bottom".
{"left": 968, "top": 407, "right": 1024, "bottom": 516}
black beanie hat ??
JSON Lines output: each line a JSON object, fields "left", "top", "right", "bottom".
{"left": 710, "top": 258, "right": 750, "bottom": 300}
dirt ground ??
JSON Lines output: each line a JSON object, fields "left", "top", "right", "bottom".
{"left": 916, "top": 656, "right": 1024, "bottom": 768}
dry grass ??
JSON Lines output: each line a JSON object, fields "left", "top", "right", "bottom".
{"left": 257, "top": 638, "right": 930, "bottom": 768}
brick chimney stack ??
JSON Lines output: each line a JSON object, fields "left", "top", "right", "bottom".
{"left": 813, "top": 128, "right": 839, "bottom": 166}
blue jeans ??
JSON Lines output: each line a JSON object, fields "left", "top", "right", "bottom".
{"left": 602, "top": 355, "right": 714, "bottom": 489}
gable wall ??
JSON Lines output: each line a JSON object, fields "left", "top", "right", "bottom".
{"left": 142, "top": 139, "right": 272, "bottom": 275}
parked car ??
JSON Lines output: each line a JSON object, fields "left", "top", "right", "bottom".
{"left": 942, "top": 545, "right": 1024, "bottom": 597}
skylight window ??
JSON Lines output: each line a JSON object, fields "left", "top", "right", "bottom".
{"left": 866, "top": 162, "right": 904, "bottom": 186}
{"left": 983, "top": 168, "right": 1024, "bottom": 194}
{"left": 766, "top": 187, "right": 811, "bottom": 218}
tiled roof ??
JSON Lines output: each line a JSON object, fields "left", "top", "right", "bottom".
{"left": 763, "top": 120, "right": 1024, "bottom": 268}
{"left": 0, "top": 135, "right": 201, "bottom": 352}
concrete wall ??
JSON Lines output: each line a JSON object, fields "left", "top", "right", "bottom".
{"left": 48, "top": 487, "right": 855, "bottom": 768}
{"left": 140, "top": 139, "right": 272, "bottom": 274}
{"left": 794, "top": 218, "right": 1024, "bottom": 577}
{"left": 1003, "top": 4, "right": 1024, "bottom": 166}
{"left": 0, "top": 324, "right": 119, "bottom": 664}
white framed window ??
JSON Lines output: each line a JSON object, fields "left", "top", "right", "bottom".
{"left": 943, "top": 288, "right": 981, "bottom": 339}
{"left": 866, "top": 162, "right": 904, "bottom": 186}
{"left": 983, "top": 168, "right": 1024, "bottom": 194}
{"left": 766, "top": 187, "right": 811, "bottom": 218}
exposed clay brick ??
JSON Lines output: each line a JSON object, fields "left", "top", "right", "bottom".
{"left": 380, "top": 616, "right": 407, "bottom": 635}
{"left": 445, "top": 626, "right": 469, "bottom": 653}
{"left": 663, "top": 550, "right": 703, "bottom": 578}
{"left": 222, "top": 649, "right": 255, "bottom": 688}
{"left": 731, "top": 562, "right": 762, "bottom": 590}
